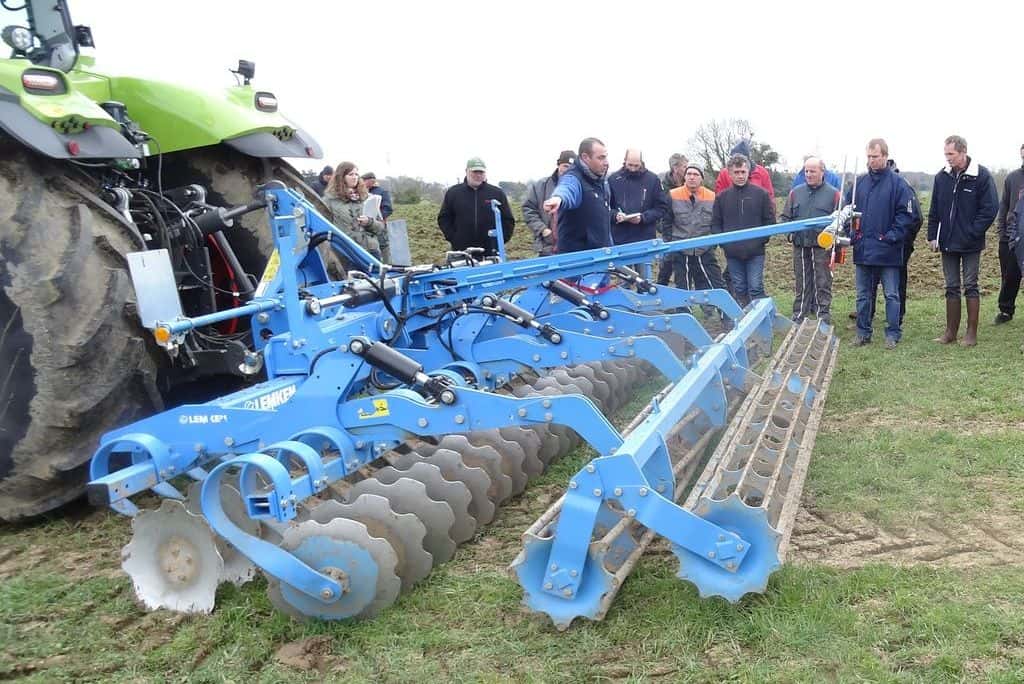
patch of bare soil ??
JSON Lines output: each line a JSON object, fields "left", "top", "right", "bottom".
{"left": 0, "top": 535, "right": 121, "bottom": 582}
{"left": 789, "top": 506, "right": 1024, "bottom": 569}
{"left": 275, "top": 635, "right": 347, "bottom": 673}
{"left": 842, "top": 406, "right": 1024, "bottom": 434}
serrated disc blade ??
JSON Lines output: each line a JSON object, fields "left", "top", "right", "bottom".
{"left": 390, "top": 448, "right": 495, "bottom": 527}
{"left": 345, "top": 477, "right": 456, "bottom": 566}
{"left": 374, "top": 462, "right": 476, "bottom": 544}
{"left": 466, "top": 430, "right": 528, "bottom": 497}
{"left": 267, "top": 517, "right": 400, "bottom": 620}
{"left": 309, "top": 495, "right": 431, "bottom": 591}
{"left": 423, "top": 436, "right": 512, "bottom": 506}
{"left": 564, "top": 365, "right": 612, "bottom": 412}
{"left": 498, "top": 426, "right": 544, "bottom": 480}
{"left": 121, "top": 499, "right": 223, "bottom": 614}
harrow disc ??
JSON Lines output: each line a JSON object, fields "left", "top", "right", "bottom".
{"left": 498, "top": 426, "right": 545, "bottom": 479}
{"left": 563, "top": 365, "right": 612, "bottom": 411}
{"left": 342, "top": 477, "right": 457, "bottom": 566}
{"left": 419, "top": 436, "right": 511, "bottom": 505}
{"left": 121, "top": 499, "right": 223, "bottom": 613}
{"left": 466, "top": 430, "right": 528, "bottom": 496}
{"left": 373, "top": 462, "right": 477, "bottom": 544}
{"left": 267, "top": 517, "right": 401, "bottom": 620}
{"left": 309, "top": 496, "right": 432, "bottom": 591}
{"left": 389, "top": 447, "right": 495, "bottom": 526}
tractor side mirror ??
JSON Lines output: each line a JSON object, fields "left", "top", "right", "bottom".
{"left": 232, "top": 59, "right": 255, "bottom": 85}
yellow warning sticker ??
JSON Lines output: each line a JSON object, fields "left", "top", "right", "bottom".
{"left": 357, "top": 399, "right": 390, "bottom": 420}
{"left": 255, "top": 249, "right": 281, "bottom": 297}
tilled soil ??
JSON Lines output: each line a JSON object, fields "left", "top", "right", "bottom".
{"left": 789, "top": 506, "right": 1024, "bottom": 569}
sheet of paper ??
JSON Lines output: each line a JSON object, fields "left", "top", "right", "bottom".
{"left": 362, "top": 194, "right": 383, "bottom": 220}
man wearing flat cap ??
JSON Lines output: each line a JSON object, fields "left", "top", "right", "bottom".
{"left": 438, "top": 157, "right": 515, "bottom": 255}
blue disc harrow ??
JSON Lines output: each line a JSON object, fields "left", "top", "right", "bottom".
{"left": 87, "top": 182, "right": 839, "bottom": 624}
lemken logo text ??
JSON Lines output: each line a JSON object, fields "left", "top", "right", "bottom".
{"left": 243, "top": 384, "right": 298, "bottom": 411}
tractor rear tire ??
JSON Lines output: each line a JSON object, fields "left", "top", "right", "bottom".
{"left": 157, "top": 146, "right": 344, "bottom": 280}
{"left": 0, "top": 143, "right": 163, "bottom": 521}
{"left": 0, "top": 144, "right": 332, "bottom": 521}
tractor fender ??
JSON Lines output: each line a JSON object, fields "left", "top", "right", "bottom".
{"left": 223, "top": 128, "right": 322, "bottom": 159}
{"left": 103, "top": 76, "right": 323, "bottom": 160}
{"left": 0, "top": 86, "right": 140, "bottom": 159}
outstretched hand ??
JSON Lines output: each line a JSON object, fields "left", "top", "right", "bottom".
{"left": 543, "top": 196, "right": 562, "bottom": 213}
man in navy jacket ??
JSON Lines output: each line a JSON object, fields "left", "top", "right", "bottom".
{"left": 844, "top": 139, "right": 916, "bottom": 349}
{"left": 927, "top": 135, "right": 999, "bottom": 347}
{"left": 608, "top": 150, "right": 670, "bottom": 245}
{"left": 543, "top": 137, "right": 613, "bottom": 253}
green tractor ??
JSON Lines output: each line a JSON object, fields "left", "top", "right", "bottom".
{"left": 0, "top": 0, "right": 330, "bottom": 520}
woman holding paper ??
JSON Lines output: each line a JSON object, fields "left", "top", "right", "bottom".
{"left": 322, "top": 161, "right": 386, "bottom": 260}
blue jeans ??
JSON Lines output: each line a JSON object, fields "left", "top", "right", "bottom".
{"left": 855, "top": 264, "right": 901, "bottom": 341}
{"left": 725, "top": 255, "right": 766, "bottom": 306}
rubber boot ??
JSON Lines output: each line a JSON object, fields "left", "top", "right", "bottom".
{"left": 934, "top": 298, "right": 961, "bottom": 344}
{"left": 961, "top": 298, "right": 980, "bottom": 347}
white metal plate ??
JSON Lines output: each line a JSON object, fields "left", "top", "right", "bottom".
{"left": 127, "top": 249, "right": 182, "bottom": 329}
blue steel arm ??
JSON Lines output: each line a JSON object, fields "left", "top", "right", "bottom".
{"left": 401, "top": 217, "right": 830, "bottom": 312}
{"left": 487, "top": 199, "right": 508, "bottom": 262}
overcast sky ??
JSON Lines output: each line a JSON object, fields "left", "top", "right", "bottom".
{"left": 64, "top": 0, "right": 1023, "bottom": 184}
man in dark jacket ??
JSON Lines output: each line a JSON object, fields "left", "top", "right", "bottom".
{"left": 780, "top": 157, "right": 840, "bottom": 324}
{"left": 845, "top": 139, "right": 916, "bottom": 349}
{"left": 857, "top": 159, "right": 923, "bottom": 327}
{"left": 543, "top": 137, "right": 613, "bottom": 254}
{"left": 714, "top": 140, "right": 775, "bottom": 202}
{"left": 993, "top": 143, "right": 1024, "bottom": 324}
{"left": 361, "top": 172, "right": 393, "bottom": 219}
{"left": 711, "top": 154, "right": 775, "bottom": 306}
{"left": 1007, "top": 193, "right": 1024, "bottom": 280}
{"left": 522, "top": 150, "right": 575, "bottom": 256}
{"left": 609, "top": 149, "right": 670, "bottom": 247}
{"left": 311, "top": 165, "right": 333, "bottom": 195}
{"left": 927, "top": 135, "right": 999, "bottom": 347}
{"left": 437, "top": 157, "right": 515, "bottom": 255}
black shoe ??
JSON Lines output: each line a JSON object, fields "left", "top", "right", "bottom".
{"left": 852, "top": 336, "right": 871, "bottom": 347}
{"left": 885, "top": 338, "right": 898, "bottom": 350}
{"left": 848, "top": 311, "right": 857, "bottom": 320}
{"left": 994, "top": 312, "right": 1013, "bottom": 325}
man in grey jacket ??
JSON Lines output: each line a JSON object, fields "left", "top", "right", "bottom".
{"left": 994, "top": 143, "right": 1024, "bottom": 324}
{"left": 522, "top": 150, "right": 575, "bottom": 256}
{"left": 665, "top": 164, "right": 724, "bottom": 295}
{"left": 780, "top": 157, "right": 840, "bottom": 324}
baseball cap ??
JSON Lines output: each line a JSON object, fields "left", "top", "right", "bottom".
{"left": 466, "top": 157, "right": 487, "bottom": 171}
{"left": 360, "top": 171, "right": 376, "bottom": 180}
{"left": 557, "top": 150, "right": 576, "bottom": 165}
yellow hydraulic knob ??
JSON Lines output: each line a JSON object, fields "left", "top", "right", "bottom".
{"left": 153, "top": 326, "right": 172, "bottom": 345}
{"left": 817, "top": 231, "right": 834, "bottom": 250}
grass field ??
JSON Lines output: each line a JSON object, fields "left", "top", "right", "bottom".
{"left": 2, "top": 201, "right": 1023, "bottom": 683}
